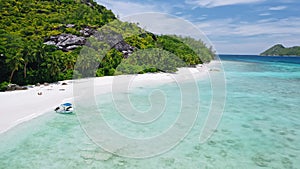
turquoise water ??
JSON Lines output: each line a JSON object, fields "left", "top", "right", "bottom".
{"left": 1, "top": 56, "right": 300, "bottom": 168}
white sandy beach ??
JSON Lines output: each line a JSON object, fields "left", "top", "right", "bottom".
{"left": 0, "top": 61, "right": 221, "bottom": 134}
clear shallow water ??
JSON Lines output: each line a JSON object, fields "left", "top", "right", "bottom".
{"left": 0, "top": 55, "right": 300, "bottom": 168}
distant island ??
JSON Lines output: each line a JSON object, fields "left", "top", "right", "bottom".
{"left": 260, "top": 44, "right": 300, "bottom": 56}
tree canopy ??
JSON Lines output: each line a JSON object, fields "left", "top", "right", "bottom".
{"left": 0, "top": 0, "right": 215, "bottom": 91}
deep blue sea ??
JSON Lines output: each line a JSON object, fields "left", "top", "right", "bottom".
{"left": 220, "top": 54, "right": 300, "bottom": 64}
{"left": 0, "top": 55, "right": 299, "bottom": 168}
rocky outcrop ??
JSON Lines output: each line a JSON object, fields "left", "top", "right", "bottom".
{"left": 113, "top": 41, "right": 135, "bottom": 58}
{"left": 66, "top": 24, "right": 75, "bottom": 28}
{"left": 44, "top": 25, "right": 135, "bottom": 57}
{"left": 44, "top": 26, "right": 98, "bottom": 51}
{"left": 6, "top": 84, "right": 27, "bottom": 91}
{"left": 80, "top": 27, "right": 97, "bottom": 37}
{"left": 92, "top": 29, "right": 135, "bottom": 58}
{"left": 44, "top": 33, "right": 86, "bottom": 51}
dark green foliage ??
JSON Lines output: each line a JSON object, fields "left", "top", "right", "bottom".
{"left": 125, "top": 33, "right": 157, "bottom": 49}
{"left": 260, "top": 44, "right": 300, "bottom": 56}
{"left": 156, "top": 35, "right": 202, "bottom": 65}
{"left": 0, "top": 81, "right": 9, "bottom": 91}
{"left": 84, "top": 21, "right": 215, "bottom": 76}
{"left": 116, "top": 48, "right": 187, "bottom": 74}
{"left": 0, "top": 0, "right": 115, "bottom": 85}
{"left": 173, "top": 35, "right": 215, "bottom": 63}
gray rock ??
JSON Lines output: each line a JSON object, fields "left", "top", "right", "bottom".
{"left": 80, "top": 27, "right": 96, "bottom": 37}
{"left": 6, "top": 84, "right": 17, "bottom": 91}
{"left": 6, "top": 84, "right": 27, "bottom": 91}
{"left": 18, "top": 86, "right": 28, "bottom": 90}
{"left": 44, "top": 41, "right": 56, "bottom": 46}
{"left": 113, "top": 41, "right": 135, "bottom": 58}
{"left": 66, "top": 24, "right": 75, "bottom": 28}
{"left": 113, "top": 41, "right": 134, "bottom": 52}
{"left": 44, "top": 28, "right": 135, "bottom": 58}
{"left": 44, "top": 34, "right": 86, "bottom": 51}
{"left": 66, "top": 45, "right": 80, "bottom": 50}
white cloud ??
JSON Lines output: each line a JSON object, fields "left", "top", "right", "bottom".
{"left": 175, "top": 11, "right": 183, "bottom": 15}
{"left": 194, "top": 17, "right": 300, "bottom": 54}
{"left": 233, "top": 18, "right": 300, "bottom": 36}
{"left": 122, "top": 13, "right": 212, "bottom": 45}
{"left": 95, "top": 0, "right": 300, "bottom": 54}
{"left": 95, "top": 0, "right": 164, "bottom": 17}
{"left": 195, "top": 19, "right": 235, "bottom": 36}
{"left": 269, "top": 6, "right": 287, "bottom": 11}
{"left": 185, "top": 0, "right": 265, "bottom": 8}
{"left": 257, "top": 18, "right": 277, "bottom": 23}
{"left": 95, "top": 1, "right": 212, "bottom": 44}
{"left": 259, "top": 13, "right": 271, "bottom": 16}
{"left": 195, "top": 17, "right": 300, "bottom": 37}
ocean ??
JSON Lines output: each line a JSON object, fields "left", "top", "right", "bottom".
{"left": 0, "top": 55, "right": 299, "bottom": 168}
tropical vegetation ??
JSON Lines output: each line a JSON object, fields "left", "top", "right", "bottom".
{"left": 0, "top": 0, "right": 215, "bottom": 91}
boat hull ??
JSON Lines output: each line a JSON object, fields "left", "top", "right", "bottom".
{"left": 56, "top": 110, "right": 73, "bottom": 114}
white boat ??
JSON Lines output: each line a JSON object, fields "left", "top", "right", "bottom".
{"left": 54, "top": 103, "right": 73, "bottom": 114}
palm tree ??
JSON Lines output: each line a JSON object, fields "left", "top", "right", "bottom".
{"left": 6, "top": 50, "right": 24, "bottom": 83}
{"left": 21, "top": 41, "right": 34, "bottom": 79}
{"left": 4, "top": 34, "right": 24, "bottom": 83}
{"left": 40, "top": 50, "right": 62, "bottom": 81}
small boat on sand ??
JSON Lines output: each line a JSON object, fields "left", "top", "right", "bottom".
{"left": 54, "top": 103, "right": 73, "bottom": 114}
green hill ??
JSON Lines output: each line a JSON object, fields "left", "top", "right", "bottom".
{"left": 0, "top": 0, "right": 214, "bottom": 90}
{"left": 260, "top": 44, "right": 300, "bottom": 56}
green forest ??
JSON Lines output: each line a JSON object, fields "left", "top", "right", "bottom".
{"left": 260, "top": 44, "right": 300, "bottom": 56}
{"left": 0, "top": 0, "right": 215, "bottom": 91}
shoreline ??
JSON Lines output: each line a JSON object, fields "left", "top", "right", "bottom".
{"left": 0, "top": 61, "right": 222, "bottom": 134}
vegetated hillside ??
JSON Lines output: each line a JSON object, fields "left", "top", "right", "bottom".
{"left": 260, "top": 44, "right": 300, "bottom": 56}
{"left": 0, "top": 0, "right": 215, "bottom": 90}
{"left": 0, "top": 0, "right": 115, "bottom": 85}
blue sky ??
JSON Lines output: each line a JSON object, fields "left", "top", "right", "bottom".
{"left": 96, "top": 0, "right": 300, "bottom": 54}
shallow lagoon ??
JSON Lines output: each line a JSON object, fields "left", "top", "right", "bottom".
{"left": 0, "top": 56, "right": 300, "bottom": 168}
